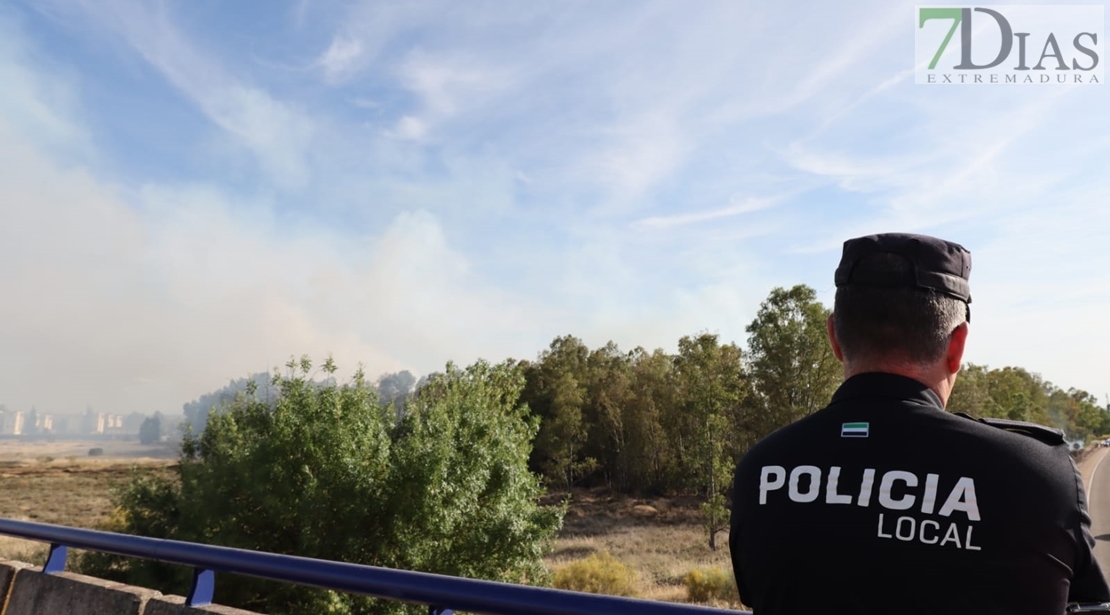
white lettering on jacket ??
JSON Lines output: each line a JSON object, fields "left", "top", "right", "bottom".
{"left": 757, "top": 465, "right": 980, "bottom": 521}
{"left": 876, "top": 513, "right": 982, "bottom": 551}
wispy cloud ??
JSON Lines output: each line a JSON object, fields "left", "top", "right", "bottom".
{"left": 318, "top": 35, "right": 363, "bottom": 82}
{"left": 388, "top": 115, "right": 428, "bottom": 140}
{"left": 51, "top": 0, "right": 317, "bottom": 189}
{"left": 633, "top": 197, "right": 778, "bottom": 230}
{"left": 399, "top": 51, "right": 514, "bottom": 116}
{"left": 0, "top": 11, "right": 89, "bottom": 155}
{"left": 590, "top": 112, "right": 690, "bottom": 200}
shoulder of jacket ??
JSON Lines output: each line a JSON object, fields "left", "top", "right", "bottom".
{"left": 952, "top": 412, "right": 1065, "bottom": 446}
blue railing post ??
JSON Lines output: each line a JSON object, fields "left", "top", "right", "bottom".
{"left": 43, "top": 543, "right": 67, "bottom": 573}
{"left": 187, "top": 567, "right": 215, "bottom": 607}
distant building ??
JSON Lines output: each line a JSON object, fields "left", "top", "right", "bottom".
{"left": 82, "top": 409, "right": 104, "bottom": 434}
{"left": 51, "top": 415, "right": 72, "bottom": 435}
{"left": 80, "top": 409, "right": 125, "bottom": 434}
{"left": 33, "top": 413, "right": 53, "bottom": 433}
{"left": 24, "top": 408, "right": 55, "bottom": 435}
{"left": 0, "top": 408, "right": 23, "bottom": 435}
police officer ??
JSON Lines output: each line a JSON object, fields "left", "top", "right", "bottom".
{"left": 729, "top": 233, "right": 1109, "bottom": 614}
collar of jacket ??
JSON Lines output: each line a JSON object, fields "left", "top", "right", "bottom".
{"left": 829, "top": 372, "right": 945, "bottom": 410}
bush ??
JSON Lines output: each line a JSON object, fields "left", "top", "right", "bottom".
{"left": 553, "top": 551, "right": 637, "bottom": 597}
{"left": 87, "top": 448, "right": 103, "bottom": 457}
{"left": 682, "top": 566, "right": 737, "bottom": 604}
{"left": 79, "top": 357, "right": 564, "bottom": 615}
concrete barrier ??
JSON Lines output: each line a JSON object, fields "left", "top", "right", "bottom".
{"left": 0, "top": 561, "right": 34, "bottom": 613}
{"left": 5, "top": 569, "right": 159, "bottom": 615}
{"left": 0, "top": 559, "right": 261, "bottom": 615}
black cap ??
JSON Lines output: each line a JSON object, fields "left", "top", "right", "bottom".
{"left": 835, "top": 232, "right": 972, "bottom": 307}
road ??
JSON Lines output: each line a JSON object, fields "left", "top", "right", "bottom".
{"left": 1082, "top": 446, "right": 1110, "bottom": 584}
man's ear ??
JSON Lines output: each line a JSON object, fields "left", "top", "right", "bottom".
{"left": 827, "top": 314, "right": 844, "bottom": 363}
{"left": 946, "top": 322, "right": 969, "bottom": 375}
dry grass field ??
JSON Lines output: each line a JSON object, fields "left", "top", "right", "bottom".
{"left": 0, "top": 440, "right": 741, "bottom": 607}
{"left": 543, "top": 489, "right": 738, "bottom": 606}
{"left": 0, "top": 439, "right": 177, "bottom": 566}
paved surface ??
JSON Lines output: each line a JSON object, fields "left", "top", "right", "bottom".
{"left": 1082, "top": 446, "right": 1110, "bottom": 585}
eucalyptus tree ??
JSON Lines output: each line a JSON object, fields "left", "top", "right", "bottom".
{"left": 744, "top": 285, "right": 841, "bottom": 443}
{"left": 670, "top": 333, "right": 746, "bottom": 549}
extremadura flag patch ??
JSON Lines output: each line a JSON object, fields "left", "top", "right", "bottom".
{"left": 842, "top": 422, "right": 869, "bottom": 438}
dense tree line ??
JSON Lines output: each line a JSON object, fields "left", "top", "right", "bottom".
{"left": 518, "top": 285, "right": 1110, "bottom": 503}
{"left": 145, "top": 281, "right": 1110, "bottom": 602}
{"left": 176, "top": 283, "right": 1109, "bottom": 507}
{"left": 519, "top": 285, "right": 840, "bottom": 503}
{"left": 947, "top": 364, "right": 1110, "bottom": 438}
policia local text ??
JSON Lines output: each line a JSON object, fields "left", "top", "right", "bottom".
{"left": 759, "top": 465, "right": 982, "bottom": 551}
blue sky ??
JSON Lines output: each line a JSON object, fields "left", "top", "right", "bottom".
{"left": 1, "top": 0, "right": 1108, "bottom": 416}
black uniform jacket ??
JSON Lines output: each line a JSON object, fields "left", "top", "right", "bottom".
{"left": 730, "top": 373, "right": 1110, "bottom": 615}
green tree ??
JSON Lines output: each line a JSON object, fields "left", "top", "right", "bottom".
{"left": 947, "top": 363, "right": 990, "bottom": 416}
{"left": 619, "top": 348, "right": 674, "bottom": 493}
{"left": 951, "top": 365, "right": 1079, "bottom": 435}
{"left": 1053, "top": 388, "right": 1105, "bottom": 440}
{"left": 379, "top": 360, "right": 564, "bottom": 584}
{"left": 82, "top": 356, "right": 562, "bottom": 615}
{"left": 1098, "top": 399, "right": 1110, "bottom": 437}
{"left": 981, "top": 366, "right": 1050, "bottom": 424}
{"left": 744, "top": 285, "right": 841, "bottom": 443}
{"left": 520, "top": 336, "right": 594, "bottom": 488}
{"left": 583, "top": 342, "right": 636, "bottom": 490}
{"left": 671, "top": 333, "right": 746, "bottom": 550}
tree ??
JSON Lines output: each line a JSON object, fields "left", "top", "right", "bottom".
{"left": 520, "top": 336, "right": 594, "bottom": 488}
{"left": 626, "top": 346, "right": 674, "bottom": 490}
{"left": 138, "top": 413, "right": 162, "bottom": 444}
{"left": 947, "top": 363, "right": 991, "bottom": 417}
{"left": 1069, "top": 389, "right": 1110, "bottom": 438}
{"left": 981, "top": 366, "right": 1050, "bottom": 424}
{"left": 670, "top": 333, "right": 746, "bottom": 550}
{"left": 1048, "top": 387, "right": 1105, "bottom": 440}
{"left": 582, "top": 342, "right": 635, "bottom": 490}
{"left": 949, "top": 365, "right": 1102, "bottom": 437}
{"left": 744, "top": 285, "right": 841, "bottom": 443}
{"left": 609, "top": 347, "right": 673, "bottom": 493}
{"left": 82, "top": 356, "right": 563, "bottom": 615}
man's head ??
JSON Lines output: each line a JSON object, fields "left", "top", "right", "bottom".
{"left": 829, "top": 233, "right": 972, "bottom": 384}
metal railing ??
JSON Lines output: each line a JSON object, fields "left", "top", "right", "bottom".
{"left": 0, "top": 517, "right": 747, "bottom": 615}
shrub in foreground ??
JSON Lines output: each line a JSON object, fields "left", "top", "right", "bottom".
{"left": 553, "top": 551, "right": 637, "bottom": 597}
{"left": 79, "top": 357, "right": 564, "bottom": 615}
{"left": 682, "top": 566, "right": 737, "bottom": 604}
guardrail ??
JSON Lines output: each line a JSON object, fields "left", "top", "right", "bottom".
{"left": 0, "top": 517, "right": 748, "bottom": 615}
